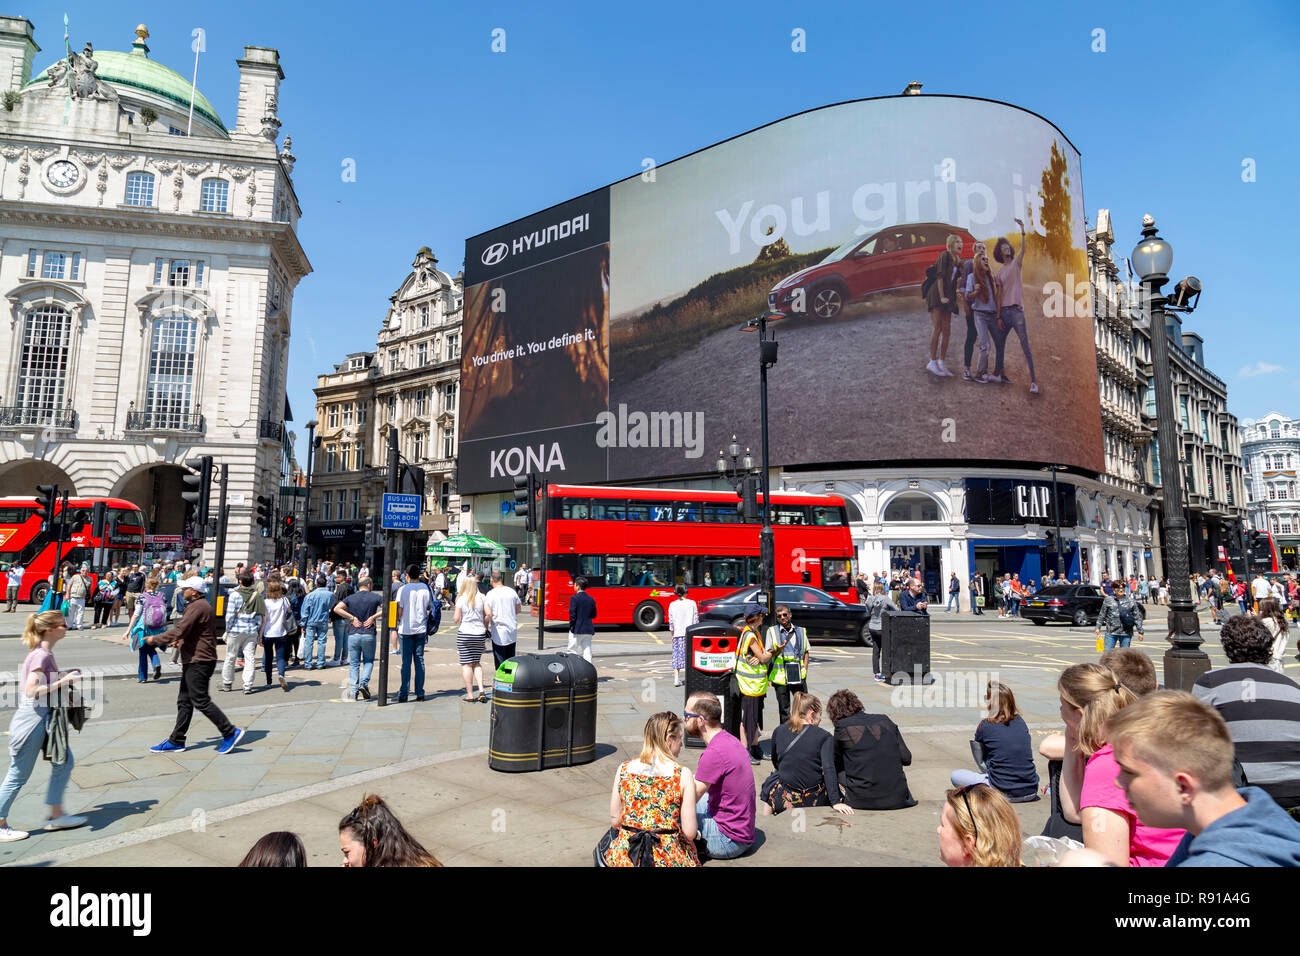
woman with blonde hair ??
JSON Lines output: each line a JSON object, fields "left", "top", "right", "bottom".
{"left": 1256, "top": 597, "right": 1290, "bottom": 673}
{"left": 0, "top": 611, "right": 86, "bottom": 842}
{"left": 1056, "top": 662, "right": 1184, "bottom": 865}
{"left": 937, "top": 783, "right": 1023, "bottom": 867}
{"left": 761, "top": 692, "right": 854, "bottom": 816}
{"left": 453, "top": 574, "right": 491, "bottom": 702}
{"left": 261, "top": 578, "right": 291, "bottom": 692}
{"left": 923, "top": 233, "right": 963, "bottom": 377}
{"left": 127, "top": 571, "right": 167, "bottom": 683}
{"left": 602, "top": 711, "right": 699, "bottom": 866}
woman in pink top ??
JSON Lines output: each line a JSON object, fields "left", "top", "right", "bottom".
{"left": 992, "top": 219, "right": 1039, "bottom": 395}
{"left": 1056, "top": 663, "right": 1185, "bottom": 866}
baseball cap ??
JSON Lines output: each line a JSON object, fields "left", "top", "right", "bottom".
{"left": 178, "top": 576, "right": 207, "bottom": 594}
{"left": 742, "top": 602, "right": 764, "bottom": 619}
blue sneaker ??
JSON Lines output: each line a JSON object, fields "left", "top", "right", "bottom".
{"left": 216, "top": 728, "right": 245, "bottom": 755}
{"left": 150, "top": 739, "right": 185, "bottom": 753}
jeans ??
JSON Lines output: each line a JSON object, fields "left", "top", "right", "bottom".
{"left": 0, "top": 714, "right": 73, "bottom": 819}
{"left": 773, "top": 680, "right": 807, "bottom": 725}
{"left": 492, "top": 641, "right": 516, "bottom": 672}
{"left": 68, "top": 597, "right": 87, "bottom": 629}
{"left": 348, "top": 632, "right": 376, "bottom": 697}
{"left": 137, "top": 644, "right": 160, "bottom": 681}
{"left": 222, "top": 633, "right": 258, "bottom": 688}
{"left": 962, "top": 309, "right": 977, "bottom": 367}
{"left": 997, "top": 305, "right": 1035, "bottom": 382}
{"left": 332, "top": 618, "right": 349, "bottom": 661}
{"left": 867, "top": 628, "right": 883, "bottom": 675}
{"left": 399, "top": 634, "right": 427, "bottom": 698}
{"left": 1103, "top": 634, "right": 1132, "bottom": 650}
{"left": 303, "top": 623, "right": 329, "bottom": 667}
{"left": 950, "top": 769, "right": 991, "bottom": 788}
{"left": 169, "top": 660, "right": 234, "bottom": 746}
{"left": 6, "top": 585, "right": 17, "bottom": 611}
{"left": 263, "top": 637, "right": 288, "bottom": 680}
{"left": 973, "top": 309, "right": 996, "bottom": 376}
{"left": 695, "top": 794, "right": 751, "bottom": 860}
{"left": 946, "top": 593, "right": 959, "bottom": 611}
{"left": 93, "top": 602, "right": 113, "bottom": 626}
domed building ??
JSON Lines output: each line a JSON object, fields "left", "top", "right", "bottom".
{"left": 0, "top": 16, "right": 310, "bottom": 569}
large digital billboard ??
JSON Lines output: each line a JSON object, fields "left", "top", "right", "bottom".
{"left": 460, "top": 95, "right": 1101, "bottom": 493}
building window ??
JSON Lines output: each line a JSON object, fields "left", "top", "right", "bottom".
{"left": 340, "top": 444, "right": 351, "bottom": 472}
{"left": 356, "top": 439, "right": 365, "bottom": 468}
{"left": 413, "top": 389, "right": 428, "bottom": 416}
{"left": 26, "top": 250, "right": 38, "bottom": 277}
{"left": 411, "top": 431, "right": 425, "bottom": 461}
{"left": 145, "top": 316, "right": 198, "bottom": 428}
{"left": 39, "top": 251, "right": 80, "bottom": 281}
{"left": 439, "top": 481, "right": 450, "bottom": 512}
{"left": 444, "top": 383, "right": 457, "bottom": 413}
{"left": 328, "top": 404, "right": 339, "bottom": 428}
{"left": 417, "top": 342, "right": 428, "bottom": 367}
{"left": 351, "top": 489, "right": 361, "bottom": 520}
{"left": 357, "top": 401, "right": 367, "bottom": 426}
{"left": 883, "top": 493, "right": 940, "bottom": 522}
{"left": 1284, "top": 519, "right": 1294, "bottom": 535}
{"left": 446, "top": 334, "right": 459, "bottom": 362}
{"left": 200, "top": 178, "right": 229, "bottom": 213}
{"left": 324, "top": 447, "right": 337, "bottom": 474}
{"left": 420, "top": 304, "right": 430, "bottom": 327}
{"left": 154, "top": 258, "right": 204, "bottom": 288}
{"left": 386, "top": 394, "right": 396, "bottom": 421}
{"left": 321, "top": 491, "right": 332, "bottom": 521}
{"left": 341, "top": 402, "right": 353, "bottom": 427}
{"left": 124, "top": 171, "right": 155, "bottom": 207}
{"left": 168, "top": 126, "right": 187, "bottom": 136}
{"left": 16, "top": 305, "right": 73, "bottom": 418}
{"left": 1269, "top": 486, "right": 1277, "bottom": 500}
{"left": 1271, "top": 422, "right": 1281, "bottom": 439}
{"left": 388, "top": 349, "right": 399, "bottom": 372}
{"left": 442, "top": 427, "right": 454, "bottom": 459}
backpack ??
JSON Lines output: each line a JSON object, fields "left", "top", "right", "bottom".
{"left": 141, "top": 591, "right": 168, "bottom": 630}
{"left": 1118, "top": 598, "right": 1138, "bottom": 632}
{"left": 920, "top": 263, "right": 938, "bottom": 299}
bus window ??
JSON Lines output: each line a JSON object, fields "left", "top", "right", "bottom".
{"left": 771, "top": 507, "right": 808, "bottom": 525}
{"left": 702, "top": 558, "right": 742, "bottom": 588}
{"left": 821, "top": 558, "right": 852, "bottom": 590}
{"left": 644, "top": 503, "right": 674, "bottom": 522}
{"left": 560, "top": 500, "right": 591, "bottom": 519}
{"left": 578, "top": 555, "right": 604, "bottom": 578}
{"left": 605, "top": 556, "right": 627, "bottom": 587}
{"left": 674, "top": 503, "right": 701, "bottom": 522}
{"left": 624, "top": 501, "right": 652, "bottom": 522}
{"left": 674, "top": 556, "right": 701, "bottom": 585}
{"left": 745, "top": 557, "right": 762, "bottom": 584}
{"left": 0, "top": 507, "right": 32, "bottom": 524}
{"left": 591, "top": 501, "right": 626, "bottom": 520}
{"left": 810, "top": 506, "right": 845, "bottom": 526}
{"left": 702, "top": 503, "right": 741, "bottom": 523}
{"left": 632, "top": 558, "right": 672, "bottom": 587}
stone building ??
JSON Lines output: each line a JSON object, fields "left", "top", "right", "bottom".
{"left": 0, "top": 18, "right": 310, "bottom": 565}
{"left": 1241, "top": 412, "right": 1300, "bottom": 569}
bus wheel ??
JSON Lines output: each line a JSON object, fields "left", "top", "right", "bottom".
{"left": 634, "top": 601, "right": 664, "bottom": 632}
{"left": 29, "top": 581, "right": 48, "bottom": 606}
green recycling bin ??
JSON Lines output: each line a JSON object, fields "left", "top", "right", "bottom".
{"left": 488, "top": 652, "right": 598, "bottom": 773}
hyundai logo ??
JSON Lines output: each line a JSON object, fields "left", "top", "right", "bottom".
{"left": 481, "top": 242, "right": 509, "bottom": 266}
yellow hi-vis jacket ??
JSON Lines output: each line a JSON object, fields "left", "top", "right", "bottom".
{"left": 733, "top": 625, "right": 769, "bottom": 696}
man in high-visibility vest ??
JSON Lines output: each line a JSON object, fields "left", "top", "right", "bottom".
{"left": 764, "top": 604, "right": 808, "bottom": 726}
{"left": 734, "top": 603, "right": 772, "bottom": 765}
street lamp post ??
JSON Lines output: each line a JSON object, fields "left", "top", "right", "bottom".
{"left": 1041, "top": 464, "right": 1067, "bottom": 578}
{"left": 741, "top": 312, "right": 782, "bottom": 621}
{"left": 1131, "top": 215, "right": 1209, "bottom": 690}
{"left": 298, "top": 420, "right": 319, "bottom": 578}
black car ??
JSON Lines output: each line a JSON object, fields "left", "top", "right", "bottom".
{"left": 698, "top": 585, "right": 870, "bottom": 643}
{"left": 1020, "top": 584, "right": 1105, "bottom": 626}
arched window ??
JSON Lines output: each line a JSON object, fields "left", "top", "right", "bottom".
{"left": 145, "top": 315, "right": 199, "bottom": 429}
{"left": 124, "top": 171, "right": 154, "bottom": 207}
{"left": 841, "top": 497, "right": 864, "bottom": 523}
{"left": 200, "top": 178, "right": 229, "bottom": 213}
{"left": 1271, "top": 421, "right": 1281, "bottom": 439}
{"left": 883, "top": 493, "right": 940, "bottom": 522}
{"left": 14, "top": 305, "right": 73, "bottom": 425}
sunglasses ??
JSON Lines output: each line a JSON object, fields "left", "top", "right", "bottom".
{"left": 682, "top": 711, "right": 702, "bottom": 720}
{"left": 954, "top": 784, "right": 983, "bottom": 842}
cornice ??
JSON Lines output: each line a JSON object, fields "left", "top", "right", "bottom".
{"left": 0, "top": 199, "right": 312, "bottom": 280}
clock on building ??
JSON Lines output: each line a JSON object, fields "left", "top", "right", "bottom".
{"left": 45, "top": 159, "right": 81, "bottom": 189}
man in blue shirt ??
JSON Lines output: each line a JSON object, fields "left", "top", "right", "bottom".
{"left": 1109, "top": 690, "right": 1300, "bottom": 866}
{"left": 298, "top": 576, "right": 335, "bottom": 670}
{"left": 899, "top": 578, "right": 929, "bottom": 615}
{"left": 567, "top": 576, "right": 597, "bottom": 663}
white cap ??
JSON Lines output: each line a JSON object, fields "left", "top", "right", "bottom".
{"left": 178, "top": 576, "right": 207, "bottom": 594}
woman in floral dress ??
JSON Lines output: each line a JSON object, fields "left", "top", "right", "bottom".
{"left": 603, "top": 712, "right": 700, "bottom": 867}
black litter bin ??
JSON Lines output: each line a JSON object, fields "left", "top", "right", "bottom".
{"left": 683, "top": 623, "right": 740, "bottom": 748}
{"left": 881, "top": 609, "right": 931, "bottom": 684}
{"left": 489, "top": 652, "right": 598, "bottom": 772}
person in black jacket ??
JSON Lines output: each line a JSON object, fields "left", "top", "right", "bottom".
{"left": 760, "top": 692, "right": 854, "bottom": 816}
{"left": 827, "top": 688, "right": 917, "bottom": 810}
{"left": 567, "top": 576, "right": 597, "bottom": 663}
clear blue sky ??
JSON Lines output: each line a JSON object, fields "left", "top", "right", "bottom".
{"left": 33, "top": 0, "right": 1300, "bottom": 466}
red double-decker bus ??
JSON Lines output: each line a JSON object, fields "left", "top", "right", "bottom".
{"left": 0, "top": 497, "right": 146, "bottom": 604}
{"left": 541, "top": 484, "right": 856, "bottom": 630}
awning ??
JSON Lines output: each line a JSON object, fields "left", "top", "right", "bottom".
{"left": 425, "top": 532, "right": 506, "bottom": 560}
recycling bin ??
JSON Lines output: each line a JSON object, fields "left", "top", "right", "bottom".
{"left": 489, "top": 652, "right": 598, "bottom": 772}
{"left": 881, "top": 609, "right": 931, "bottom": 684}
{"left": 683, "top": 623, "right": 740, "bottom": 748}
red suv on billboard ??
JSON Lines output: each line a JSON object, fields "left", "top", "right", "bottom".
{"left": 768, "top": 222, "right": 977, "bottom": 320}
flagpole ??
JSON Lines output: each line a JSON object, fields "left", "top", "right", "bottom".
{"left": 61, "top": 13, "right": 71, "bottom": 126}
{"left": 186, "top": 44, "right": 199, "bottom": 136}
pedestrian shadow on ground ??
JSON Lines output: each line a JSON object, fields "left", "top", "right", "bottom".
{"left": 79, "top": 799, "right": 159, "bottom": 832}
{"left": 701, "top": 828, "right": 768, "bottom": 865}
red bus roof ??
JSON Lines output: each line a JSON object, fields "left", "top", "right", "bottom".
{"left": 0, "top": 497, "right": 143, "bottom": 511}
{"left": 545, "top": 483, "right": 847, "bottom": 507}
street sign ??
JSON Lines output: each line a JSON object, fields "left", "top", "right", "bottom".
{"left": 381, "top": 493, "right": 421, "bottom": 531}
{"left": 228, "top": 493, "right": 246, "bottom": 506}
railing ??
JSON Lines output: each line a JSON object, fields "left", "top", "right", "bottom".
{"left": 259, "top": 419, "right": 284, "bottom": 442}
{"left": 0, "top": 405, "right": 76, "bottom": 429}
{"left": 125, "top": 409, "right": 204, "bottom": 432}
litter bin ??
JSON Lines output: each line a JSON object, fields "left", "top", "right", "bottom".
{"left": 683, "top": 623, "right": 740, "bottom": 748}
{"left": 489, "top": 652, "right": 598, "bottom": 772}
{"left": 881, "top": 609, "right": 931, "bottom": 684}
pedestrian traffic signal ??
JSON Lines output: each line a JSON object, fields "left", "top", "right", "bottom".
{"left": 90, "top": 501, "right": 107, "bottom": 538}
{"left": 256, "top": 495, "right": 273, "bottom": 531}
{"left": 181, "top": 455, "right": 214, "bottom": 530}
{"left": 282, "top": 514, "right": 296, "bottom": 537}
{"left": 513, "top": 472, "right": 539, "bottom": 533}
{"left": 34, "top": 483, "right": 57, "bottom": 531}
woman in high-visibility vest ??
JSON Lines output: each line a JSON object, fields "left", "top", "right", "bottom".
{"left": 734, "top": 604, "right": 772, "bottom": 765}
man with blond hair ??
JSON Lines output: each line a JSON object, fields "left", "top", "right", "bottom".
{"left": 1107, "top": 691, "right": 1300, "bottom": 866}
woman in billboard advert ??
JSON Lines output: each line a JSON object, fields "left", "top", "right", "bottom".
{"left": 964, "top": 244, "right": 998, "bottom": 384}
{"left": 924, "top": 234, "right": 962, "bottom": 377}
{"left": 992, "top": 219, "right": 1039, "bottom": 395}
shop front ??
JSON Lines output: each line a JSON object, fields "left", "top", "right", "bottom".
{"left": 307, "top": 522, "right": 368, "bottom": 567}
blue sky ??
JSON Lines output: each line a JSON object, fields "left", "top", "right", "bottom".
{"left": 32, "top": 0, "right": 1300, "bottom": 465}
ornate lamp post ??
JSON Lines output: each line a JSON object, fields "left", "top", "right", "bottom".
{"left": 741, "top": 312, "right": 783, "bottom": 621}
{"left": 1131, "top": 215, "right": 1209, "bottom": 689}
{"left": 298, "top": 419, "right": 320, "bottom": 577}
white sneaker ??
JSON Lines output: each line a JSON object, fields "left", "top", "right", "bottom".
{"left": 937, "top": 361, "right": 954, "bottom": 377}
{"left": 926, "top": 360, "right": 941, "bottom": 376}
{"left": 0, "top": 825, "right": 29, "bottom": 842}
{"left": 44, "top": 814, "right": 86, "bottom": 831}
{"left": 1029, "top": 382, "right": 1039, "bottom": 394}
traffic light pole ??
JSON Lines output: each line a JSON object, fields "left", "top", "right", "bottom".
{"left": 536, "top": 483, "right": 546, "bottom": 651}
{"left": 213, "top": 464, "right": 229, "bottom": 613}
{"left": 52, "top": 491, "right": 69, "bottom": 594}
{"left": 378, "top": 427, "right": 399, "bottom": 708}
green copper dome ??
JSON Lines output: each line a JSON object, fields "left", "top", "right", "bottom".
{"left": 28, "top": 44, "right": 227, "bottom": 134}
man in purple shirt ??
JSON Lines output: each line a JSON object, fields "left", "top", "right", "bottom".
{"left": 686, "top": 690, "right": 755, "bottom": 859}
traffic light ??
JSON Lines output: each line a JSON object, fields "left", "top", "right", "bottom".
{"left": 1247, "top": 529, "right": 1262, "bottom": 551}
{"left": 181, "top": 455, "right": 214, "bottom": 530}
{"left": 282, "top": 514, "right": 296, "bottom": 538}
{"left": 256, "top": 495, "right": 273, "bottom": 535}
{"left": 90, "top": 501, "right": 107, "bottom": 538}
{"left": 736, "top": 475, "right": 759, "bottom": 523}
{"left": 401, "top": 464, "right": 426, "bottom": 502}
{"left": 34, "top": 483, "right": 57, "bottom": 531}
{"left": 513, "top": 472, "right": 539, "bottom": 533}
